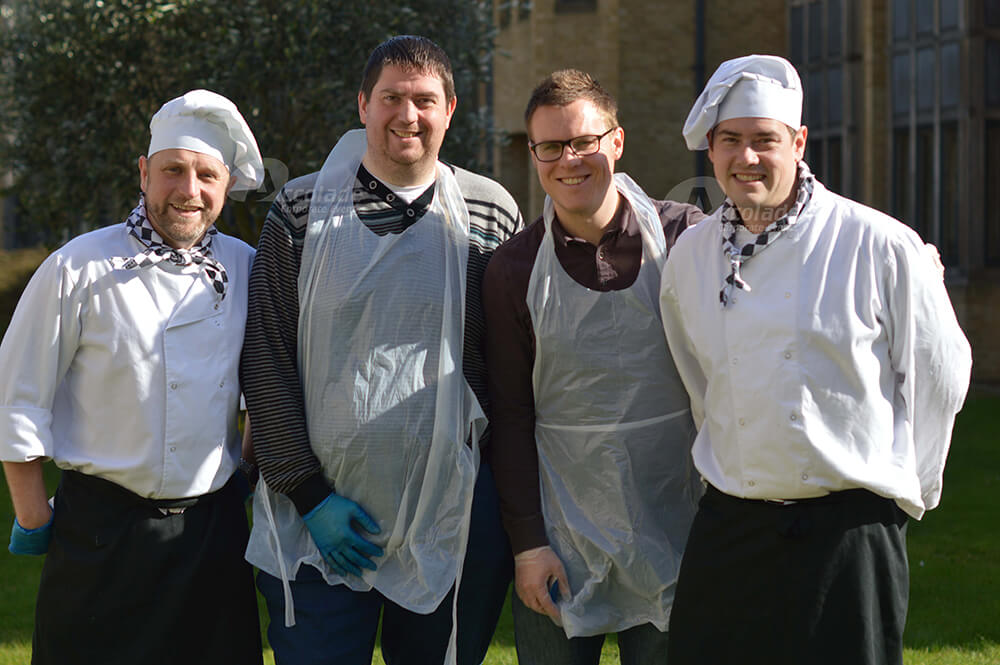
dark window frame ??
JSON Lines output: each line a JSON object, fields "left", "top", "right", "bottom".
{"left": 889, "top": 0, "right": 964, "bottom": 267}
{"left": 554, "top": 0, "right": 597, "bottom": 13}
{"left": 788, "top": 0, "right": 854, "bottom": 196}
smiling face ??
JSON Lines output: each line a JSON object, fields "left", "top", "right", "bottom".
{"left": 708, "top": 117, "right": 807, "bottom": 230}
{"left": 358, "top": 63, "right": 457, "bottom": 187}
{"left": 528, "top": 99, "right": 623, "bottom": 233}
{"left": 138, "top": 148, "right": 232, "bottom": 249}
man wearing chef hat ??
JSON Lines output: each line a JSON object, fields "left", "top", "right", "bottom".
{"left": 659, "top": 55, "right": 972, "bottom": 664}
{"left": 0, "top": 90, "right": 265, "bottom": 664}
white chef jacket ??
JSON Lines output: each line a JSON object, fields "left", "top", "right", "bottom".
{"left": 660, "top": 179, "right": 971, "bottom": 519}
{"left": 0, "top": 223, "right": 253, "bottom": 499}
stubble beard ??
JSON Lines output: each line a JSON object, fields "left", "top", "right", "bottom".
{"left": 145, "top": 199, "right": 216, "bottom": 248}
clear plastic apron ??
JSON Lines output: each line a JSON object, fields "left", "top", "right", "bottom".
{"left": 247, "top": 130, "right": 484, "bottom": 637}
{"left": 527, "top": 173, "right": 702, "bottom": 637}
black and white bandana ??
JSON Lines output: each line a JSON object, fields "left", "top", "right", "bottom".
{"left": 718, "top": 160, "right": 815, "bottom": 307}
{"left": 109, "top": 194, "right": 228, "bottom": 300}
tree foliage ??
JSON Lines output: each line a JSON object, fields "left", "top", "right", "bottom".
{"left": 0, "top": 0, "right": 497, "bottom": 244}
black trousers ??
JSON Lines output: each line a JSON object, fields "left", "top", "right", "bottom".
{"left": 32, "top": 470, "right": 262, "bottom": 665}
{"left": 667, "top": 485, "right": 909, "bottom": 665}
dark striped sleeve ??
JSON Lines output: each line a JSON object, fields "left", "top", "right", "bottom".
{"left": 240, "top": 177, "right": 331, "bottom": 513}
{"left": 454, "top": 166, "right": 524, "bottom": 456}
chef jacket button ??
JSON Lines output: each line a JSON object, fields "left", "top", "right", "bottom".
{"left": 738, "top": 418, "right": 746, "bottom": 426}
{"left": 785, "top": 292, "right": 792, "bottom": 299}
{"left": 790, "top": 413, "right": 798, "bottom": 421}
{"left": 748, "top": 480, "right": 756, "bottom": 487}
{"left": 170, "top": 446, "right": 177, "bottom": 453}
{"left": 731, "top": 357, "right": 739, "bottom": 365}
{"left": 219, "top": 380, "right": 225, "bottom": 388}
{"left": 784, "top": 351, "right": 792, "bottom": 359}
{"left": 801, "top": 473, "right": 809, "bottom": 481}
{"left": 170, "top": 382, "right": 178, "bottom": 390}
{"left": 214, "top": 303, "right": 220, "bottom": 310}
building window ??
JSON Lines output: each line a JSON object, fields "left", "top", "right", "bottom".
{"left": 497, "top": 0, "right": 512, "bottom": 28}
{"left": 893, "top": 0, "right": 910, "bottom": 40}
{"left": 916, "top": 0, "right": 934, "bottom": 35}
{"left": 519, "top": 0, "right": 532, "bottom": 21}
{"left": 892, "top": 128, "right": 910, "bottom": 222}
{"left": 988, "top": 0, "right": 1000, "bottom": 27}
{"left": 941, "top": 0, "right": 959, "bottom": 29}
{"left": 555, "top": 0, "right": 597, "bottom": 13}
{"left": 939, "top": 121, "right": 959, "bottom": 264}
{"left": 988, "top": 32, "right": 1000, "bottom": 264}
{"left": 987, "top": 121, "right": 1000, "bottom": 265}
{"left": 788, "top": 0, "right": 856, "bottom": 196}
{"left": 988, "top": 40, "right": 1000, "bottom": 107}
{"left": 889, "top": 0, "right": 963, "bottom": 267}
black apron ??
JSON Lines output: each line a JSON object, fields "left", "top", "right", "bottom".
{"left": 32, "top": 470, "right": 262, "bottom": 665}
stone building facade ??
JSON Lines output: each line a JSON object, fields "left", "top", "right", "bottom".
{"left": 493, "top": 0, "right": 1000, "bottom": 383}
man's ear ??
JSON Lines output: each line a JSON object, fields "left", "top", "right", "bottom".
{"left": 358, "top": 90, "right": 368, "bottom": 125}
{"left": 611, "top": 126, "right": 625, "bottom": 161}
{"left": 138, "top": 155, "right": 148, "bottom": 192}
{"left": 443, "top": 95, "right": 458, "bottom": 130}
{"left": 793, "top": 125, "right": 808, "bottom": 161}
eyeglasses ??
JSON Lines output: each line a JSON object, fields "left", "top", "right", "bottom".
{"left": 528, "top": 126, "right": 618, "bottom": 162}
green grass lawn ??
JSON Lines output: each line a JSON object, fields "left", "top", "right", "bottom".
{"left": 2, "top": 392, "right": 997, "bottom": 663}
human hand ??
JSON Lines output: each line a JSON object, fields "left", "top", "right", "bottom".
{"left": 514, "top": 545, "right": 570, "bottom": 622}
{"left": 236, "top": 457, "right": 258, "bottom": 500}
{"left": 9, "top": 511, "right": 54, "bottom": 556}
{"left": 303, "top": 492, "right": 383, "bottom": 577}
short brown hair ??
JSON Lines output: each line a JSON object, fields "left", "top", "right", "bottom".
{"left": 524, "top": 69, "right": 618, "bottom": 135}
{"left": 360, "top": 35, "right": 455, "bottom": 103}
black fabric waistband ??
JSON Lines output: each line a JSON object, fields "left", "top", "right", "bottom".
{"left": 704, "top": 483, "right": 887, "bottom": 507}
{"left": 60, "top": 469, "right": 235, "bottom": 511}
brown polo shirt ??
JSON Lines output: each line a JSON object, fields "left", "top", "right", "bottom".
{"left": 483, "top": 194, "right": 704, "bottom": 554}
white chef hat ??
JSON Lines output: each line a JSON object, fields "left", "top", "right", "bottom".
{"left": 148, "top": 89, "right": 264, "bottom": 191}
{"left": 682, "top": 54, "right": 803, "bottom": 151}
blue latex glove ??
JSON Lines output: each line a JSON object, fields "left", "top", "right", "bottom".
{"left": 9, "top": 513, "right": 54, "bottom": 556}
{"left": 303, "top": 492, "right": 383, "bottom": 577}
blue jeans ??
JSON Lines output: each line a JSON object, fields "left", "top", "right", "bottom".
{"left": 511, "top": 592, "right": 669, "bottom": 665}
{"left": 258, "top": 462, "right": 513, "bottom": 665}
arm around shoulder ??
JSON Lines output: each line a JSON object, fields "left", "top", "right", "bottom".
{"left": 238, "top": 188, "right": 330, "bottom": 513}
{"left": 887, "top": 237, "right": 972, "bottom": 511}
{"left": 659, "top": 250, "right": 709, "bottom": 430}
{"left": 483, "top": 236, "right": 549, "bottom": 554}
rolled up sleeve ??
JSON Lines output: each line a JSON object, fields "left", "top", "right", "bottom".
{"left": 0, "top": 251, "right": 80, "bottom": 462}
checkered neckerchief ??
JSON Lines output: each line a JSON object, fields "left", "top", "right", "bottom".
{"left": 109, "top": 194, "right": 228, "bottom": 300}
{"left": 719, "top": 161, "right": 815, "bottom": 307}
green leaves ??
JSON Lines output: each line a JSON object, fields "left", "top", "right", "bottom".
{"left": 0, "top": 0, "right": 497, "bottom": 245}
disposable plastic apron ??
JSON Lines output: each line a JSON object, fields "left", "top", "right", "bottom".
{"left": 527, "top": 173, "right": 702, "bottom": 637}
{"left": 248, "top": 130, "right": 483, "bottom": 637}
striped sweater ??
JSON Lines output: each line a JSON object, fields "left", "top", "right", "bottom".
{"left": 239, "top": 163, "right": 522, "bottom": 514}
